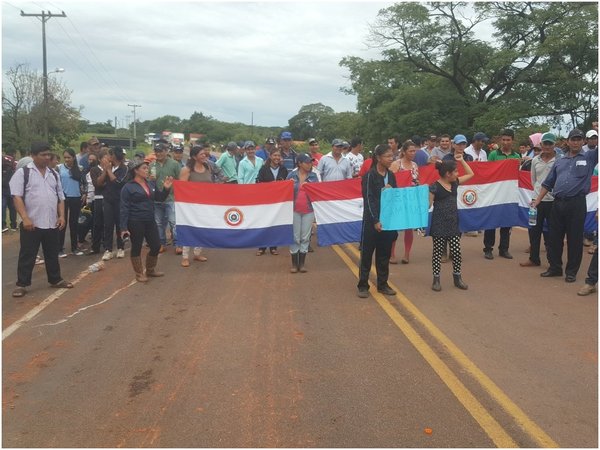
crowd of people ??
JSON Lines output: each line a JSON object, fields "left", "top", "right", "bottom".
{"left": 3, "top": 125, "right": 598, "bottom": 299}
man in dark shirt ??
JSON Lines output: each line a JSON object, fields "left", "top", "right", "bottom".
{"left": 534, "top": 128, "right": 598, "bottom": 282}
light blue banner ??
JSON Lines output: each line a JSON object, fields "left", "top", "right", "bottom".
{"left": 380, "top": 185, "right": 430, "bottom": 231}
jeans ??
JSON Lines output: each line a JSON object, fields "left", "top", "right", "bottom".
{"left": 59, "top": 197, "right": 82, "bottom": 252}
{"left": 154, "top": 201, "right": 177, "bottom": 246}
{"left": 483, "top": 227, "right": 511, "bottom": 253}
{"left": 2, "top": 191, "right": 17, "bottom": 229}
{"left": 128, "top": 220, "right": 161, "bottom": 257}
{"left": 290, "top": 211, "right": 314, "bottom": 254}
{"left": 91, "top": 198, "right": 104, "bottom": 252}
{"left": 17, "top": 225, "right": 63, "bottom": 287}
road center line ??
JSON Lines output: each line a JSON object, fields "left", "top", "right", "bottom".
{"left": 339, "top": 243, "right": 558, "bottom": 448}
{"left": 333, "top": 244, "right": 519, "bottom": 447}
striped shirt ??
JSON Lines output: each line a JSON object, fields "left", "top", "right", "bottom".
{"left": 9, "top": 162, "right": 65, "bottom": 229}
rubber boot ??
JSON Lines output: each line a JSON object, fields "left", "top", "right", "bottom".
{"left": 453, "top": 274, "right": 468, "bottom": 290}
{"left": 131, "top": 256, "right": 148, "bottom": 282}
{"left": 290, "top": 253, "right": 299, "bottom": 273}
{"left": 146, "top": 254, "right": 165, "bottom": 277}
{"left": 431, "top": 276, "right": 441, "bottom": 291}
{"left": 298, "top": 252, "right": 307, "bottom": 273}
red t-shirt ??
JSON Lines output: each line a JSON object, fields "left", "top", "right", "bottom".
{"left": 294, "top": 184, "right": 312, "bottom": 214}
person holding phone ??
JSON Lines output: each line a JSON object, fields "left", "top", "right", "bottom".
{"left": 120, "top": 159, "right": 173, "bottom": 282}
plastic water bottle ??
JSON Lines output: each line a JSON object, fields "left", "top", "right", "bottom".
{"left": 88, "top": 261, "right": 105, "bottom": 273}
{"left": 528, "top": 204, "right": 537, "bottom": 226}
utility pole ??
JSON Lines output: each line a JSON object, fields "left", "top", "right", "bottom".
{"left": 128, "top": 104, "right": 141, "bottom": 152}
{"left": 21, "top": 9, "right": 67, "bottom": 142}
{"left": 251, "top": 112, "right": 254, "bottom": 139}
{"left": 114, "top": 116, "right": 118, "bottom": 135}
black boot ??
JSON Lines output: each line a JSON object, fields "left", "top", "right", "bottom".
{"left": 432, "top": 276, "right": 441, "bottom": 291}
{"left": 298, "top": 252, "right": 307, "bottom": 273}
{"left": 453, "top": 274, "right": 468, "bottom": 290}
{"left": 290, "top": 253, "right": 299, "bottom": 273}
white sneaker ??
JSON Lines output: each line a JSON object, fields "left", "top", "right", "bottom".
{"left": 102, "top": 250, "right": 113, "bottom": 261}
{"left": 35, "top": 256, "right": 45, "bottom": 265}
{"left": 116, "top": 249, "right": 125, "bottom": 258}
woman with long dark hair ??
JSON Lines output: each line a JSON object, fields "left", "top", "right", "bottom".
{"left": 357, "top": 143, "right": 398, "bottom": 298}
{"left": 120, "top": 160, "right": 172, "bottom": 281}
{"left": 58, "top": 148, "right": 84, "bottom": 257}
{"left": 429, "top": 154, "right": 474, "bottom": 291}
{"left": 100, "top": 147, "right": 128, "bottom": 261}
{"left": 178, "top": 145, "right": 225, "bottom": 267}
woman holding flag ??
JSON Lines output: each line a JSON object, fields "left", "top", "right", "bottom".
{"left": 286, "top": 153, "right": 320, "bottom": 273}
{"left": 429, "top": 154, "right": 474, "bottom": 291}
{"left": 120, "top": 160, "right": 173, "bottom": 282}
{"left": 357, "top": 143, "right": 398, "bottom": 298}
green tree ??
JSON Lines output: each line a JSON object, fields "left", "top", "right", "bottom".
{"left": 341, "top": 2, "right": 598, "bottom": 140}
{"left": 2, "top": 63, "right": 81, "bottom": 154}
{"left": 288, "top": 103, "right": 335, "bottom": 140}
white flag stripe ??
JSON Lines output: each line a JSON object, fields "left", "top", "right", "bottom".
{"left": 175, "top": 201, "right": 293, "bottom": 230}
{"left": 457, "top": 180, "right": 518, "bottom": 210}
{"left": 517, "top": 187, "right": 535, "bottom": 207}
{"left": 312, "top": 199, "right": 363, "bottom": 225}
{"left": 587, "top": 192, "right": 598, "bottom": 212}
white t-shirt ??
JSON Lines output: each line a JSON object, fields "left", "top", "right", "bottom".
{"left": 465, "top": 145, "right": 488, "bottom": 161}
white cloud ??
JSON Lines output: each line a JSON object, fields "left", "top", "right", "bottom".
{"left": 2, "top": 1, "right": 393, "bottom": 126}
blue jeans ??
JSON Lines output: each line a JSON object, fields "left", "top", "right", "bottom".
{"left": 290, "top": 211, "right": 314, "bottom": 254}
{"left": 154, "top": 201, "right": 177, "bottom": 246}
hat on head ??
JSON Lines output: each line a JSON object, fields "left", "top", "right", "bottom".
{"left": 341, "top": 140, "right": 350, "bottom": 148}
{"left": 173, "top": 146, "right": 184, "bottom": 152}
{"left": 128, "top": 158, "right": 147, "bottom": 170}
{"left": 541, "top": 132, "right": 557, "bottom": 144}
{"left": 453, "top": 134, "right": 468, "bottom": 144}
{"left": 280, "top": 131, "right": 292, "bottom": 140}
{"left": 586, "top": 129, "right": 598, "bottom": 138}
{"left": 226, "top": 141, "right": 238, "bottom": 151}
{"left": 134, "top": 151, "right": 146, "bottom": 159}
{"left": 473, "top": 132, "right": 489, "bottom": 142}
{"left": 568, "top": 128, "right": 584, "bottom": 139}
{"left": 243, "top": 140, "right": 256, "bottom": 149}
{"left": 265, "top": 137, "right": 276, "bottom": 145}
{"left": 529, "top": 132, "right": 543, "bottom": 148}
{"left": 308, "top": 138, "right": 318, "bottom": 145}
{"left": 88, "top": 137, "right": 100, "bottom": 145}
{"left": 296, "top": 153, "right": 314, "bottom": 164}
{"left": 331, "top": 138, "right": 344, "bottom": 147}
{"left": 154, "top": 142, "right": 168, "bottom": 152}
{"left": 31, "top": 141, "right": 51, "bottom": 154}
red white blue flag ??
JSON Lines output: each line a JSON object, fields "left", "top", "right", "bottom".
{"left": 173, "top": 180, "right": 294, "bottom": 248}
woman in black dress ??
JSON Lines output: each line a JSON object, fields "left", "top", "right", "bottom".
{"left": 429, "top": 153, "right": 474, "bottom": 291}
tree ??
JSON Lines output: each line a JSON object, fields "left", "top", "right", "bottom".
{"left": 2, "top": 63, "right": 81, "bottom": 154}
{"left": 341, "top": 2, "right": 598, "bottom": 140}
{"left": 288, "top": 103, "right": 335, "bottom": 140}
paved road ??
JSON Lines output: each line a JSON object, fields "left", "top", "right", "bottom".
{"left": 2, "top": 227, "right": 597, "bottom": 447}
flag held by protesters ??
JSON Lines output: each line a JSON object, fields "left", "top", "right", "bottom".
{"left": 174, "top": 180, "right": 294, "bottom": 248}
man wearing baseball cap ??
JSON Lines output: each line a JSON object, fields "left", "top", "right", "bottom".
{"left": 216, "top": 141, "right": 239, "bottom": 183}
{"left": 520, "top": 132, "right": 557, "bottom": 268}
{"left": 583, "top": 129, "right": 598, "bottom": 153}
{"left": 533, "top": 128, "right": 598, "bottom": 283}
{"left": 307, "top": 138, "right": 322, "bottom": 167}
{"left": 465, "top": 132, "right": 489, "bottom": 161}
{"left": 279, "top": 131, "right": 297, "bottom": 171}
{"left": 317, "top": 139, "right": 353, "bottom": 181}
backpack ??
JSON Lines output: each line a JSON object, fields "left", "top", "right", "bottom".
{"left": 22, "top": 166, "right": 59, "bottom": 202}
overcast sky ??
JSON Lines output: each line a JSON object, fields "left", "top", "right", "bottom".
{"left": 2, "top": 0, "right": 395, "bottom": 128}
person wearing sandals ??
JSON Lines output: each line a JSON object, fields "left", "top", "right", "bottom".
{"left": 256, "top": 148, "right": 289, "bottom": 256}
{"left": 120, "top": 160, "right": 172, "bottom": 282}
{"left": 286, "top": 153, "right": 320, "bottom": 273}
{"left": 390, "top": 140, "right": 420, "bottom": 265}
{"left": 9, "top": 141, "right": 74, "bottom": 298}
{"left": 178, "top": 145, "right": 225, "bottom": 267}
{"left": 429, "top": 154, "right": 474, "bottom": 291}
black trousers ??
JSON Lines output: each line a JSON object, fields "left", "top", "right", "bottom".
{"left": 548, "top": 196, "right": 586, "bottom": 277}
{"left": 483, "top": 227, "right": 511, "bottom": 253}
{"left": 358, "top": 220, "right": 397, "bottom": 290}
{"left": 103, "top": 198, "right": 123, "bottom": 252}
{"left": 59, "top": 197, "right": 81, "bottom": 252}
{"left": 17, "top": 225, "right": 63, "bottom": 287}
{"left": 128, "top": 220, "right": 161, "bottom": 257}
{"left": 527, "top": 201, "right": 553, "bottom": 265}
{"left": 91, "top": 198, "right": 104, "bottom": 252}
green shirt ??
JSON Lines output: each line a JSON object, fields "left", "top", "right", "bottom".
{"left": 488, "top": 149, "right": 521, "bottom": 161}
{"left": 216, "top": 152, "right": 238, "bottom": 182}
{"left": 150, "top": 157, "right": 181, "bottom": 202}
